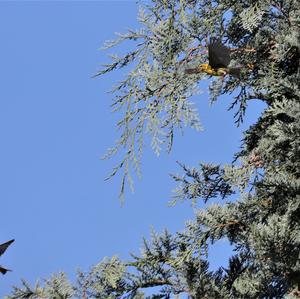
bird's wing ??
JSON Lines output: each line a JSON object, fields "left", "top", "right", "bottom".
{"left": 0, "top": 266, "right": 10, "bottom": 275}
{"left": 208, "top": 39, "right": 231, "bottom": 68}
{"left": 0, "top": 239, "right": 14, "bottom": 256}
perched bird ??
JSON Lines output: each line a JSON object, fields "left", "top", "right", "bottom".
{"left": 185, "top": 39, "right": 241, "bottom": 77}
{"left": 0, "top": 239, "right": 14, "bottom": 275}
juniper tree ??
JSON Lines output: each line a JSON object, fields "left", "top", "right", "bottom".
{"left": 7, "top": 0, "right": 300, "bottom": 298}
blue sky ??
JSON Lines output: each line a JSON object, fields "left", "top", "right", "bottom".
{"left": 0, "top": 1, "right": 266, "bottom": 296}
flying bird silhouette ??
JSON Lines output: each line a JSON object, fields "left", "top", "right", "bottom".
{"left": 185, "top": 39, "right": 241, "bottom": 77}
{"left": 0, "top": 239, "right": 14, "bottom": 275}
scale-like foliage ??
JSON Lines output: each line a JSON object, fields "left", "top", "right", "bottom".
{"left": 7, "top": 0, "right": 300, "bottom": 298}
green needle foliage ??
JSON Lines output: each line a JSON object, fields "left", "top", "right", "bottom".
{"left": 7, "top": 0, "right": 300, "bottom": 298}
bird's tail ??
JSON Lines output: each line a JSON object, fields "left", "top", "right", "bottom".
{"left": 228, "top": 67, "right": 241, "bottom": 77}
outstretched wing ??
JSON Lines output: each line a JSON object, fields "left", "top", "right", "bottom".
{"left": 208, "top": 39, "right": 231, "bottom": 68}
{"left": 0, "top": 239, "right": 14, "bottom": 256}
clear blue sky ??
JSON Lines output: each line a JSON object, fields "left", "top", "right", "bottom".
{"left": 0, "top": 1, "right": 265, "bottom": 296}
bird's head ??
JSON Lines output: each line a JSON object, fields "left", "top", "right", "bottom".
{"left": 199, "top": 63, "right": 210, "bottom": 71}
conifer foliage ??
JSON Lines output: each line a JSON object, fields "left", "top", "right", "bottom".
{"left": 7, "top": 0, "right": 300, "bottom": 298}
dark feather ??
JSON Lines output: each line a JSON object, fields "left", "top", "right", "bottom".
{"left": 0, "top": 266, "right": 10, "bottom": 275}
{"left": 228, "top": 67, "right": 241, "bottom": 77}
{"left": 208, "top": 39, "right": 231, "bottom": 68}
{"left": 0, "top": 239, "right": 14, "bottom": 256}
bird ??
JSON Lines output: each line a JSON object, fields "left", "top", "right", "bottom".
{"left": 0, "top": 239, "right": 14, "bottom": 275}
{"left": 185, "top": 39, "right": 241, "bottom": 77}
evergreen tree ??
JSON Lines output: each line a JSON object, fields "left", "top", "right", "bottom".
{"left": 7, "top": 0, "right": 299, "bottom": 298}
